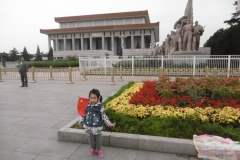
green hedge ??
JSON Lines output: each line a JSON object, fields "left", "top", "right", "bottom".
{"left": 72, "top": 82, "right": 240, "bottom": 141}
{"left": 28, "top": 61, "right": 79, "bottom": 67}
{"left": 103, "top": 108, "right": 240, "bottom": 141}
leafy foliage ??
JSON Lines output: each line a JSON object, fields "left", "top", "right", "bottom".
{"left": 224, "top": 1, "right": 240, "bottom": 26}
{"left": 35, "top": 45, "right": 42, "bottom": 61}
{"left": 204, "top": 25, "right": 240, "bottom": 55}
{"left": 72, "top": 108, "right": 240, "bottom": 141}
{"left": 21, "top": 47, "right": 30, "bottom": 61}
{"left": 204, "top": 1, "right": 240, "bottom": 55}
{"left": 66, "top": 54, "right": 78, "bottom": 61}
{"left": 28, "top": 61, "right": 79, "bottom": 67}
{"left": 48, "top": 47, "right": 53, "bottom": 61}
{"left": 103, "top": 81, "right": 135, "bottom": 107}
{"left": 72, "top": 81, "right": 240, "bottom": 140}
{"left": 130, "top": 77, "right": 240, "bottom": 108}
{"left": 9, "top": 48, "right": 19, "bottom": 61}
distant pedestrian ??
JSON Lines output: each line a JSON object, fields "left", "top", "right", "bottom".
{"left": 19, "top": 57, "right": 28, "bottom": 87}
{"left": 2, "top": 52, "right": 7, "bottom": 68}
{"left": 78, "top": 89, "right": 114, "bottom": 158}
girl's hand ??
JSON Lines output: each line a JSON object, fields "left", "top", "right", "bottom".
{"left": 78, "top": 123, "right": 83, "bottom": 128}
{"left": 108, "top": 123, "right": 115, "bottom": 128}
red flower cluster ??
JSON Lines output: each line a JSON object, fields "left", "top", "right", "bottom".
{"left": 129, "top": 77, "right": 240, "bottom": 109}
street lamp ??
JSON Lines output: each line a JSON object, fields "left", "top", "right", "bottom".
{"left": 238, "top": 0, "right": 240, "bottom": 13}
{"left": 119, "top": 34, "right": 127, "bottom": 57}
{"left": 119, "top": 34, "right": 127, "bottom": 49}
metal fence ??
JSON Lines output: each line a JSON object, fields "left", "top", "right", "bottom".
{"left": 79, "top": 55, "right": 240, "bottom": 80}
{"left": 1, "top": 55, "right": 240, "bottom": 83}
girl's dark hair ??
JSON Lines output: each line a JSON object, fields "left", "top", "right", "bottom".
{"left": 89, "top": 89, "right": 102, "bottom": 102}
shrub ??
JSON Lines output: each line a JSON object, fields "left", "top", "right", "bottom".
{"left": 104, "top": 108, "right": 240, "bottom": 141}
{"left": 28, "top": 61, "right": 79, "bottom": 67}
{"left": 66, "top": 54, "right": 78, "bottom": 61}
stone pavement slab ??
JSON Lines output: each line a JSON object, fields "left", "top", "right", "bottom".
{"left": 36, "top": 119, "right": 62, "bottom": 128}
{"left": 136, "top": 150, "right": 199, "bottom": 160}
{"left": 0, "top": 134, "right": 32, "bottom": 150}
{"left": 0, "top": 109, "right": 24, "bottom": 116}
{"left": 34, "top": 155, "right": 68, "bottom": 160}
{"left": 0, "top": 150, "right": 37, "bottom": 160}
{"left": 69, "top": 144, "right": 138, "bottom": 160}
{"left": 16, "top": 126, "right": 59, "bottom": 140}
{"left": 48, "top": 113, "right": 78, "bottom": 121}
{"left": 51, "top": 120, "right": 71, "bottom": 129}
{"left": 16, "top": 117, "right": 46, "bottom": 127}
{"left": 0, "top": 81, "right": 200, "bottom": 160}
{"left": 0, "top": 115, "right": 26, "bottom": 125}
{"left": 0, "top": 123, "right": 29, "bottom": 135}
{"left": 15, "top": 139, "right": 81, "bottom": 159}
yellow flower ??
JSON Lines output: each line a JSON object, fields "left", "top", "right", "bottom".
{"left": 106, "top": 82, "right": 240, "bottom": 124}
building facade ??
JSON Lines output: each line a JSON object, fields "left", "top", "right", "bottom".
{"left": 40, "top": 11, "right": 159, "bottom": 59}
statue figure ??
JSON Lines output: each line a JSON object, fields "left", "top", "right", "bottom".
{"left": 192, "top": 21, "right": 205, "bottom": 51}
{"left": 165, "top": 34, "right": 171, "bottom": 55}
{"left": 175, "top": 21, "right": 184, "bottom": 51}
{"left": 160, "top": 41, "right": 165, "bottom": 55}
{"left": 161, "top": 0, "right": 206, "bottom": 55}
{"left": 152, "top": 44, "right": 161, "bottom": 57}
{"left": 182, "top": 19, "right": 193, "bottom": 51}
{"left": 169, "top": 31, "right": 177, "bottom": 55}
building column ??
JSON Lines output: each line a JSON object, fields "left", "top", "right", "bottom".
{"left": 131, "top": 30, "right": 134, "bottom": 49}
{"left": 141, "top": 30, "right": 145, "bottom": 49}
{"left": 102, "top": 35, "right": 105, "bottom": 50}
{"left": 48, "top": 35, "right": 51, "bottom": 51}
{"left": 111, "top": 32, "right": 114, "bottom": 53}
{"left": 72, "top": 35, "right": 75, "bottom": 50}
{"left": 151, "top": 30, "right": 156, "bottom": 48}
{"left": 55, "top": 37, "right": 58, "bottom": 51}
{"left": 64, "top": 34, "right": 66, "bottom": 51}
{"left": 81, "top": 34, "right": 83, "bottom": 50}
{"left": 90, "top": 33, "right": 92, "bottom": 50}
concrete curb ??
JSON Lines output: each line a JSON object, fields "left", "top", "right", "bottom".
{"left": 58, "top": 117, "right": 197, "bottom": 156}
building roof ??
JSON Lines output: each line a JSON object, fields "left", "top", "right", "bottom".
{"left": 55, "top": 10, "right": 150, "bottom": 23}
{"left": 40, "top": 22, "right": 159, "bottom": 41}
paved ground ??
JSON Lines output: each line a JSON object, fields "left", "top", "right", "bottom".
{"left": 0, "top": 80, "right": 200, "bottom": 160}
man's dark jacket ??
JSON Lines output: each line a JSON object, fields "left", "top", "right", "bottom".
{"left": 19, "top": 62, "right": 28, "bottom": 73}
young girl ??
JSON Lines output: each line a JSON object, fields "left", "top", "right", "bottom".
{"left": 78, "top": 89, "right": 114, "bottom": 158}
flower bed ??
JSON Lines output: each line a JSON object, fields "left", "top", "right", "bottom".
{"left": 72, "top": 79, "right": 240, "bottom": 140}
{"left": 106, "top": 77, "right": 240, "bottom": 124}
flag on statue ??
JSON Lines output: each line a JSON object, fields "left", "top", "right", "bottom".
{"left": 77, "top": 97, "right": 89, "bottom": 117}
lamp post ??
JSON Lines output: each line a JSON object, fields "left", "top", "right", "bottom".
{"left": 119, "top": 34, "right": 127, "bottom": 57}
{"left": 238, "top": 0, "right": 240, "bottom": 13}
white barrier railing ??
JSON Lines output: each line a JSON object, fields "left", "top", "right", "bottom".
{"left": 79, "top": 55, "right": 240, "bottom": 78}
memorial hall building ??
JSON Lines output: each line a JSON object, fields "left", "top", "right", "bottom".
{"left": 40, "top": 10, "right": 159, "bottom": 59}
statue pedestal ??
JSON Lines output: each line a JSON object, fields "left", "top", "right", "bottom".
{"left": 173, "top": 51, "right": 210, "bottom": 56}
{"left": 171, "top": 51, "right": 210, "bottom": 66}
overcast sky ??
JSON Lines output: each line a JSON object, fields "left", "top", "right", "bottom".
{"left": 0, "top": 0, "right": 236, "bottom": 54}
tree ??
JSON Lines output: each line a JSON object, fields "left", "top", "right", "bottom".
{"left": 48, "top": 47, "right": 53, "bottom": 61}
{"left": 204, "top": 25, "right": 240, "bottom": 55}
{"left": 9, "top": 48, "right": 19, "bottom": 61}
{"left": 224, "top": 1, "right": 240, "bottom": 26}
{"left": 204, "top": 1, "right": 240, "bottom": 55}
{"left": 35, "top": 45, "right": 42, "bottom": 61}
{"left": 21, "top": 47, "right": 30, "bottom": 61}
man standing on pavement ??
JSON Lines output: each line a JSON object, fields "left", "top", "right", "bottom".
{"left": 19, "top": 57, "right": 28, "bottom": 87}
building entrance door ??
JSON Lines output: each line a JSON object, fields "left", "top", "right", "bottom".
{"left": 116, "top": 38, "right": 122, "bottom": 56}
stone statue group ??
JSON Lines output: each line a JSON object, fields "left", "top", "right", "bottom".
{"left": 153, "top": 0, "right": 205, "bottom": 56}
